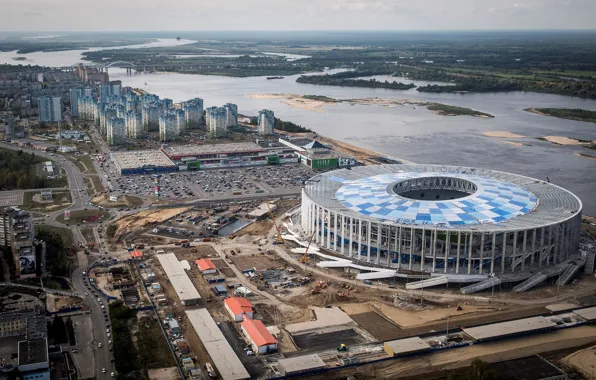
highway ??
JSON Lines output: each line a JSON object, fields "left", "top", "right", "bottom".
{"left": 0, "top": 142, "right": 114, "bottom": 377}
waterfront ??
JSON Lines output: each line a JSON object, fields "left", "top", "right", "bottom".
{"left": 1, "top": 43, "right": 595, "bottom": 214}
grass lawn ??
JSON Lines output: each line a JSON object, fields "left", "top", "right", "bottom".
{"left": 75, "top": 155, "right": 97, "bottom": 175}
{"left": 34, "top": 224, "right": 74, "bottom": 247}
{"left": 90, "top": 175, "right": 105, "bottom": 193}
{"left": 21, "top": 191, "right": 72, "bottom": 212}
{"left": 92, "top": 194, "right": 144, "bottom": 208}
{"left": 56, "top": 210, "right": 110, "bottom": 225}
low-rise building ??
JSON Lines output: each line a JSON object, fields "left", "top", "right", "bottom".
{"left": 224, "top": 297, "right": 253, "bottom": 322}
{"left": 18, "top": 338, "right": 50, "bottom": 380}
{"left": 241, "top": 318, "right": 277, "bottom": 354}
{"left": 195, "top": 258, "right": 217, "bottom": 274}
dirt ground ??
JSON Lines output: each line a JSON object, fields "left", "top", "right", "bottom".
{"left": 315, "top": 326, "right": 596, "bottom": 380}
{"left": 92, "top": 194, "right": 144, "bottom": 208}
{"left": 237, "top": 220, "right": 272, "bottom": 237}
{"left": 113, "top": 207, "right": 189, "bottom": 236}
{"left": 582, "top": 215, "right": 596, "bottom": 239}
{"left": 147, "top": 367, "right": 180, "bottom": 380}
{"left": 563, "top": 344, "right": 596, "bottom": 378}
{"left": 231, "top": 253, "right": 286, "bottom": 272}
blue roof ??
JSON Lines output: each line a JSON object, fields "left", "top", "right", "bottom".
{"left": 335, "top": 172, "right": 538, "bottom": 227}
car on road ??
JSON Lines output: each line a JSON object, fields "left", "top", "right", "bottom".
{"left": 98, "top": 343, "right": 102, "bottom": 348}
{"left": 97, "top": 297, "right": 100, "bottom": 302}
{"left": 111, "top": 372, "right": 115, "bottom": 377}
{"left": 102, "top": 368, "right": 106, "bottom": 373}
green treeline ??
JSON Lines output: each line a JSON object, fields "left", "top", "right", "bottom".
{"left": 35, "top": 229, "right": 72, "bottom": 277}
{"left": 249, "top": 116, "right": 311, "bottom": 133}
{"left": 0, "top": 149, "right": 63, "bottom": 190}
{"left": 110, "top": 301, "right": 141, "bottom": 379}
{"left": 526, "top": 108, "right": 596, "bottom": 124}
{"left": 297, "top": 71, "right": 416, "bottom": 90}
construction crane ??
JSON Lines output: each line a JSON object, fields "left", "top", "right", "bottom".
{"left": 266, "top": 202, "right": 284, "bottom": 244}
{"left": 300, "top": 230, "right": 317, "bottom": 264}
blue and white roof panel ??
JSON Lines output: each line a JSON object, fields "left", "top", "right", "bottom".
{"left": 336, "top": 172, "right": 538, "bottom": 227}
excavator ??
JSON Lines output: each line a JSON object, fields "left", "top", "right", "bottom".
{"left": 266, "top": 202, "right": 284, "bottom": 245}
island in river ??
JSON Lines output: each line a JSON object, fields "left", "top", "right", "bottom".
{"left": 250, "top": 94, "right": 493, "bottom": 117}
{"left": 526, "top": 108, "right": 596, "bottom": 124}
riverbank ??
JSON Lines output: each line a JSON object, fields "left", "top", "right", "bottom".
{"left": 249, "top": 93, "right": 493, "bottom": 117}
{"left": 526, "top": 108, "right": 596, "bottom": 124}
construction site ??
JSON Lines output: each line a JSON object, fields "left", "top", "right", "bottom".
{"left": 94, "top": 177, "right": 596, "bottom": 380}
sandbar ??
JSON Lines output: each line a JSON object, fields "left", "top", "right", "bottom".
{"left": 483, "top": 131, "right": 525, "bottom": 138}
{"left": 543, "top": 136, "right": 589, "bottom": 145}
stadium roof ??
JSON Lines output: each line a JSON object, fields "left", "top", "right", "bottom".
{"left": 304, "top": 164, "right": 582, "bottom": 231}
{"left": 185, "top": 309, "right": 250, "bottom": 380}
{"left": 462, "top": 316, "right": 556, "bottom": 341}
{"left": 157, "top": 253, "right": 201, "bottom": 303}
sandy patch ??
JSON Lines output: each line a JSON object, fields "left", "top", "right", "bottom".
{"left": 576, "top": 152, "right": 596, "bottom": 160}
{"left": 375, "top": 302, "right": 498, "bottom": 328}
{"left": 563, "top": 345, "right": 596, "bottom": 378}
{"left": 148, "top": 367, "right": 179, "bottom": 380}
{"left": 501, "top": 141, "right": 525, "bottom": 147}
{"left": 543, "top": 136, "right": 589, "bottom": 145}
{"left": 483, "top": 131, "right": 525, "bottom": 138}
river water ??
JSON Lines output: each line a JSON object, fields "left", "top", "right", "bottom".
{"left": 1, "top": 40, "right": 595, "bottom": 214}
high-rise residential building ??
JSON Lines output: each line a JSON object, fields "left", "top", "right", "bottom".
{"left": 159, "top": 112, "right": 178, "bottom": 141}
{"left": 69, "top": 88, "right": 83, "bottom": 117}
{"left": 161, "top": 98, "right": 174, "bottom": 109}
{"left": 38, "top": 96, "right": 62, "bottom": 123}
{"left": 99, "top": 84, "right": 111, "bottom": 101}
{"left": 142, "top": 105, "right": 160, "bottom": 132}
{"left": 0, "top": 207, "right": 36, "bottom": 278}
{"left": 77, "top": 97, "right": 97, "bottom": 121}
{"left": 258, "top": 109, "right": 275, "bottom": 135}
{"left": 182, "top": 98, "right": 203, "bottom": 129}
{"left": 110, "top": 81, "right": 122, "bottom": 97}
{"left": 207, "top": 107, "right": 227, "bottom": 138}
{"left": 126, "top": 99, "right": 140, "bottom": 113}
{"left": 83, "top": 87, "right": 93, "bottom": 97}
{"left": 175, "top": 109, "right": 186, "bottom": 134}
{"left": 125, "top": 111, "right": 143, "bottom": 138}
{"left": 99, "top": 107, "right": 117, "bottom": 136}
{"left": 107, "top": 117, "right": 126, "bottom": 145}
{"left": 115, "top": 104, "right": 127, "bottom": 119}
{"left": 224, "top": 103, "right": 238, "bottom": 128}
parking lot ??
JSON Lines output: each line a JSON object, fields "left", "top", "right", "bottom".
{"left": 98, "top": 163, "right": 314, "bottom": 200}
{"left": 0, "top": 191, "right": 23, "bottom": 206}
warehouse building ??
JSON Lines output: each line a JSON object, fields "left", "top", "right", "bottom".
{"left": 195, "top": 258, "right": 217, "bottom": 275}
{"left": 383, "top": 337, "right": 431, "bottom": 357}
{"left": 157, "top": 253, "right": 201, "bottom": 306}
{"left": 241, "top": 318, "right": 278, "bottom": 354}
{"left": 224, "top": 297, "right": 253, "bottom": 322}
{"left": 185, "top": 309, "right": 250, "bottom": 380}
{"left": 462, "top": 316, "right": 556, "bottom": 343}
{"left": 112, "top": 150, "right": 176, "bottom": 175}
{"left": 277, "top": 354, "right": 327, "bottom": 376}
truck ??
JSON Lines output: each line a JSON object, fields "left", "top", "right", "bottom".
{"left": 205, "top": 363, "right": 216, "bottom": 378}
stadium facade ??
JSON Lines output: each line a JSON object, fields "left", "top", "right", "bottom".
{"left": 301, "top": 165, "right": 582, "bottom": 281}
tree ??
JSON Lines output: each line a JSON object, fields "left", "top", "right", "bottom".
{"left": 48, "top": 316, "right": 68, "bottom": 344}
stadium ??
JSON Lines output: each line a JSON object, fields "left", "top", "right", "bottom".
{"left": 300, "top": 164, "right": 584, "bottom": 291}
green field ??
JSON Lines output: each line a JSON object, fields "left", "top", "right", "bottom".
{"left": 34, "top": 224, "right": 74, "bottom": 247}
{"left": 56, "top": 210, "right": 110, "bottom": 225}
{"left": 21, "top": 191, "right": 72, "bottom": 212}
{"left": 426, "top": 103, "right": 494, "bottom": 118}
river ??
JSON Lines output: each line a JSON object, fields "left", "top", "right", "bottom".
{"left": 1, "top": 41, "right": 595, "bottom": 214}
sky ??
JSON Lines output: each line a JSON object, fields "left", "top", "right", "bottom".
{"left": 0, "top": 0, "right": 595, "bottom": 31}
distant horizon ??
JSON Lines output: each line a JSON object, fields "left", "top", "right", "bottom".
{"left": 2, "top": 29, "right": 596, "bottom": 34}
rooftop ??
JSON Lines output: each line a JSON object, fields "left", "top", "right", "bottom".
{"left": 488, "top": 355, "right": 567, "bottom": 380}
{"left": 463, "top": 316, "right": 556, "bottom": 341}
{"left": 162, "top": 142, "right": 265, "bottom": 157}
{"left": 573, "top": 306, "right": 596, "bottom": 321}
{"left": 224, "top": 297, "right": 253, "bottom": 316}
{"left": 304, "top": 164, "right": 582, "bottom": 231}
{"left": 248, "top": 202, "right": 276, "bottom": 218}
{"left": 195, "top": 258, "right": 216, "bottom": 271}
{"left": 18, "top": 338, "right": 48, "bottom": 366}
{"left": 185, "top": 309, "right": 250, "bottom": 380}
{"left": 384, "top": 337, "right": 431, "bottom": 356}
{"left": 277, "top": 354, "right": 326, "bottom": 374}
{"left": 241, "top": 318, "right": 277, "bottom": 347}
{"left": 112, "top": 150, "right": 175, "bottom": 170}
{"left": 157, "top": 253, "right": 201, "bottom": 302}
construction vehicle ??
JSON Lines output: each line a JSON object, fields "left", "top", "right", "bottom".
{"left": 337, "top": 344, "right": 348, "bottom": 352}
{"left": 300, "top": 230, "right": 317, "bottom": 264}
{"left": 266, "top": 202, "right": 284, "bottom": 244}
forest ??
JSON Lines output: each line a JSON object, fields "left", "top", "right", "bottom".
{"left": 0, "top": 149, "right": 64, "bottom": 190}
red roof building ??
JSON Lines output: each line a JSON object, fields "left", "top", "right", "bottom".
{"left": 195, "top": 258, "right": 217, "bottom": 274}
{"left": 241, "top": 318, "right": 278, "bottom": 354}
{"left": 224, "top": 297, "right": 254, "bottom": 321}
